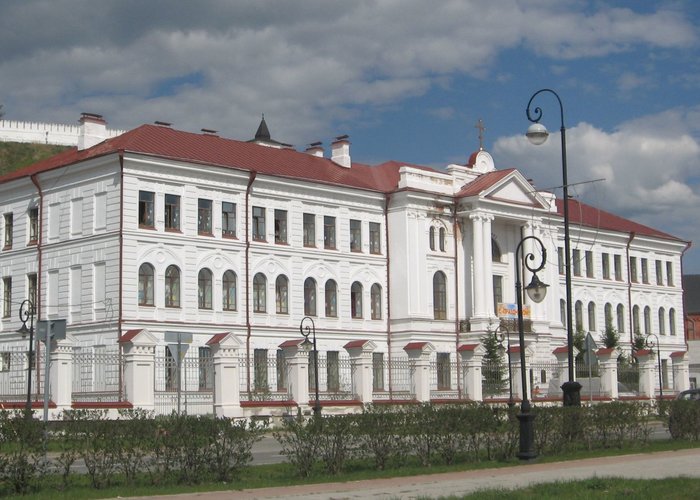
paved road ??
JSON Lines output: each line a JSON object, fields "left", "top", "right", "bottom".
{"left": 124, "top": 447, "right": 700, "bottom": 499}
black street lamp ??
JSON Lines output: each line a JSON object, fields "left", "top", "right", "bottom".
{"left": 492, "top": 323, "right": 514, "bottom": 407}
{"left": 515, "top": 235, "right": 549, "bottom": 460}
{"left": 526, "top": 88, "right": 582, "bottom": 407}
{"left": 300, "top": 316, "right": 321, "bottom": 417}
{"left": 17, "top": 299, "right": 35, "bottom": 416}
{"left": 645, "top": 333, "right": 663, "bottom": 400}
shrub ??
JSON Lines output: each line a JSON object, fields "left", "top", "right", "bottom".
{"left": 273, "top": 411, "right": 322, "bottom": 478}
{"left": 354, "top": 405, "right": 406, "bottom": 470}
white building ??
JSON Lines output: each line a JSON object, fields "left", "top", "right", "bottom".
{"left": 0, "top": 113, "right": 689, "bottom": 412}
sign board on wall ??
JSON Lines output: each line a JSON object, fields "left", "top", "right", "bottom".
{"left": 497, "top": 303, "right": 531, "bottom": 319}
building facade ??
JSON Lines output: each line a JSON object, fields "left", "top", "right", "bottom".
{"left": 0, "top": 114, "right": 689, "bottom": 412}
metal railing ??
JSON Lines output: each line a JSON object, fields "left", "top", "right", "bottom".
{"left": 72, "top": 347, "right": 124, "bottom": 403}
{"left": 154, "top": 349, "right": 213, "bottom": 415}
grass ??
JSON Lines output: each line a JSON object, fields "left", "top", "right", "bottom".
{"left": 0, "top": 141, "right": 71, "bottom": 176}
{"left": 6, "top": 439, "right": 700, "bottom": 499}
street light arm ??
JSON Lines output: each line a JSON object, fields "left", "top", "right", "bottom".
{"left": 526, "top": 88, "right": 565, "bottom": 128}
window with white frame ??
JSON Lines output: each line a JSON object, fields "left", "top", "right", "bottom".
{"left": 325, "top": 279, "right": 337, "bottom": 317}
{"left": 165, "top": 265, "right": 181, "bottom": 307}
{"left": 198, "top": 198, "right": 213, "bottom": 235}
{"left": 198, "top": 268, "right": 213, "bottom": 309}
{"left": 253, "top": 273, "right": 267, "bottom": 313}
{"left": 138, "top": 263, "right": 155, "bottom": 306}
{"left": 222, "top": 270, "right": 237, "bottom": 311}
{"left": 222, "top": 202, "right": 236, "bottom": 238}
{"left": 351, "top": 281, "right": 363, "bottom": 319}
{"left": 138, "top": 191, "right": 154, "bottom": 228}
{"left": 275, "top": 275, "right": 287, "bottom": 314}
{"left": 165, "top": 194, "right": 181, "bottom": 231}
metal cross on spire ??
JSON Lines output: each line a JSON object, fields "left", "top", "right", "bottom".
{"left": 475, "top": 118, "right": 485, "bottom": 150}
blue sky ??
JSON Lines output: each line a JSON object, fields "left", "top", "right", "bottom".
{"left": 2, "top": 0, "right": 700, "bottom": 271}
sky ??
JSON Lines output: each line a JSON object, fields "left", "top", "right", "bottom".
{"left": 2, "top": 0, "right": 700, "bottom": 272}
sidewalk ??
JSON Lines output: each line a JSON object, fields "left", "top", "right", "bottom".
{"left": 124, "top": 447, "right": 700, "bottom": 499}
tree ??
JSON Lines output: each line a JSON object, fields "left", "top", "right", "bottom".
{"left": 481, "top": 331, "right": 508, "bottom": 396}
{"left": 573, "top": 325, "right": 586, "bottom": 361}
{"left": 600, "top": 325, "right": 620, "bottom": 349}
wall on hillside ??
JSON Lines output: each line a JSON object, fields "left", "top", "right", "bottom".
{"left": 0, "top": 120, "right": 124, "bottom": 146}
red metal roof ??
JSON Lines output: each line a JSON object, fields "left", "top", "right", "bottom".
{"left": 455, "top": 168, "right": 515, "bottom": 198}
{"left": 206, "top": 332, "right": 230, "bottom": 345}
{"left": 118, "top": 329, "right": 143, "bottom": 343}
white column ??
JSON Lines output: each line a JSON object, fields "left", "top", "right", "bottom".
{"left": 470, "top": 214, "right": 485, "bottom": 317}
{"left": 482, "top": 214, "right": 494, "bottom": 316}
{"left": 671, "top": 351, "right": 690, "bottom": 392}
{"left": 208, "top": 332, "right": 242, "bottom": 418}
{"left": 458, "top": 343, "right": 485, "bottom": 401}
{"left": 119, "top": 329, "right": 157, "bottom": 411}
{"left": 280, "top": 340, "right": 310, "bottom": 412}
{"left": 344, "top": 340, "right": 376, "bottom": 404}
{"left": 403, "top": 342, "right": 434, "bottom": 402}
{"left": 636, "top": 350, "right": 656, "bottom": 399}
{"left": 49, "top": 335, "right": 75, "bottom": 414}
{"left": 596, "top": 348, "right": 618, "bottom": 400}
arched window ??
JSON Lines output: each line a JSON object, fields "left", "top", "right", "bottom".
{"left": 560, "top": 299, "right": 567, "bottom": 325}
{"left": 138, "top": 263, "right": 155, "bottom": 306}
{"left": 587, "top": 302, "right": 596, "bottom": 332}
{"left": 371, "top": 283, "right": 382, "bottom": 320}
{"left": 616, "top": 304, "right": 625, "bottom": 333}
{"left": 575, "top": 301, "right": 583, "bottom": 331}
{"left": 633, "top": 305, "right": 640, "bottom": 334}
{"left": 670, "top": 308, "right": 676, "bottom": 335}
{"left": 253, "top": 273, "right": 267, "bottom": 313}
{"left": 165, "top": 265, "right": 181, "bottom": 308}
{"left": 439, "top": 227, "right": 446, "bottom": 252}
{"left": 643, "top": 306, "right": 651, "bottom": 334}
{"left": 325, "top": 279, "right": 338, "bottom": 317}
{"left": 429, "top": 226, "right": 436, "bottom": 251}
{"left": 304, "top": 277, "right": 317, "bottom": 316}
{"left": 351, "top": 282, "right": 363, "bottom": 319}
{"left": 433, "top": 271, "right": 447, "bottom": 320}
{"left": 492, "top": 238, "right": 502, "bottom": 262}
{"left": 658, "top": 307, "right": 666, "bottom": 335}
{"left": 275, "top": 275, "right": 288, "bottom": 314}
{"left": 222, "top": 270, "right": 237, "bottom": 311}
{"left": 604, "top": 303, "right": 613, "bottom": 329}
{"left": 198, "top": 268, "right": 213, "bottom": 309}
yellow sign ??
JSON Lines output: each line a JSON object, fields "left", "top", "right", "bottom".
{"left": 497, "top": 303, "right": 530, "bottom": 319}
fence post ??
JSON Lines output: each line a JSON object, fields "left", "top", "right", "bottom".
{"left": 49, "top": 334, "right": 74, "bottom": 415}
{"left": 119, "top": 329, "right": 157, "bottom": 411}
{"left": 344, "top": 340, "right": 376, "bottom": 404}
{"left": 207, "top": 332, "right": 242, "bottom": 418}
{"left": 670, "top": 351, "right": 690, "bottom": 393}
{"left": 280, "top": 339, "right": 310, "bottom": 413}
{"left": 457, "top": 343, "right": 485, "bottom": 401}
{"left": 552, "top": 346, "right": 571, "bottom": 390}
{"left": 596, "top": 347, "right": 618, "bottom": 400}
{"left": 403, "top": 342, "right": 434, "bottom": 402}
{"left": 635, "top": 349, "right": 656, "bottom": 399}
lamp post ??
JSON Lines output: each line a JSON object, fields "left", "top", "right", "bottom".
{"left": 17, "top": 299, "right": 35, "bottom": 417}
{"left": 515, "top": 235, "right": 549, "bottom": 460}
{"left": 300, "top": 316, "right": 321, "bottom": 417}
{"left": 492, "top": 324, "right": 513, "bottom": 407}
{"left": 526, "top": 88, "right": 581, "bottom": 407}
{"left": 645, "top": 333, "right": 663, "bottom": 400}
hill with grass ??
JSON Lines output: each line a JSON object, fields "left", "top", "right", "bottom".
{"left": 0, "top": 141, "right": 71, "bottom": 177}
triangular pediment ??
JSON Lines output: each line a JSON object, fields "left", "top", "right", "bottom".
{"left": 472, "top": 170, "right": 550, "bottom": 210}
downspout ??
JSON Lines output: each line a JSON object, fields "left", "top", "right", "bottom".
{"left": 453, "top": 201, "right": 461, "bottom": 399}
{"left": 30, "top": 174, "right": 43, "bottom": 399}
{"left": 118, "top": 153, "right": 125, "bottom": 400}
{"left": 384, "top": 193, "right": 392, "bottom": 399}
{"left": 245, "top": 170, "right": 257, "bottom": 396}
{"left": 626, "top": 231, "right": 636, "bottom": 348}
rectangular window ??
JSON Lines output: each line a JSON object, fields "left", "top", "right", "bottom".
{"left": 585, "top": 251, "right": 594, "bottom": 278}
{"left": 254, "top": 349, "right": 268, "bottom": 391}
{"left": 28, "top": 207, "right": 39, "bottom": 244}
{"left": 2, "top": 277, "right": 11, "bottom": 318}
{"left": 303, "top": 213, "right": 315, "bottom": 247}
{"left": 350, "top": 219, "right": 362, "bottom": 252}
{"left": 274, "top": 209, "right": 288, "bottom": 244}
{"left": 138, "top": 191, "right": 155, "bottom": 228}
{"left": 614, "top": 255, "right": 622, "bottom": 281}
{"left": 641, "top": 258, "right": 649, "bottom": 284}
{"left": 666, "top": 261, "right": 674, "bottom": 286}
{"left": 324, "top": 216, "right": 336, "bottom": 249}
{"left": 655, "top": 260, "right": 663, "bottom": 285}
{"left": 558, "top": 247, "right": 564, "bottom": 275}
{"left": 164, "top": 194, "right": 181, "bottom": 231}
{"left": 437, "top": 352, "right": 451, "bottom": 390}
{"left": 222, "top": 202, "right": 236, "bottom": 238}
{"left": 602, "top": 253, "right": 610, "bottom": 279}
{"left": 369, "top": 222, "right": 381, "bottom": 254}
{"left": 198, "top": 198, "right": 213, "bottom": 235}
{"left": 94, "top": 192, "right": 107, "bottom": 231}
{"left": 492, "top": 275, "right": 503, "bottom": 315}
{"left": 327, "top": 351, "right": 340, "bottom": 392}
{"left": 573, "top": 249, "right": 581, "bottom": 276}
{"left": 71, "top": 198, "right": 83, "bottom": 236}
{"left": 252, "top": 206, "right": 266, "bottom": 241}
{"left": 198, "top": 347, "right": 213, "bottom": 390}
{"left": 373, "top": 352, "right": 384, "bottom": 391}
{"left": 3, "top": 213, "right": 12, "bottom": 249}
{"left": 630, "top": 257, "right": 638, "bottom": 283}
{"left": 27, "top": 273, "right": 37, "bottom": 307}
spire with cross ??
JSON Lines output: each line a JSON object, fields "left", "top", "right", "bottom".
{"left": 475, "top": 118, "right": 485, "bottom": 150}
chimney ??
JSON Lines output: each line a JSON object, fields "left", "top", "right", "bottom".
{"left": 77, "top": 113, "right": 107, "bottom": 150}
{"left": 331, "top": 135, "right": 351, "bottom": 168}
{"left": 305, "top": 141, "right": 324, "bottom": 157}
